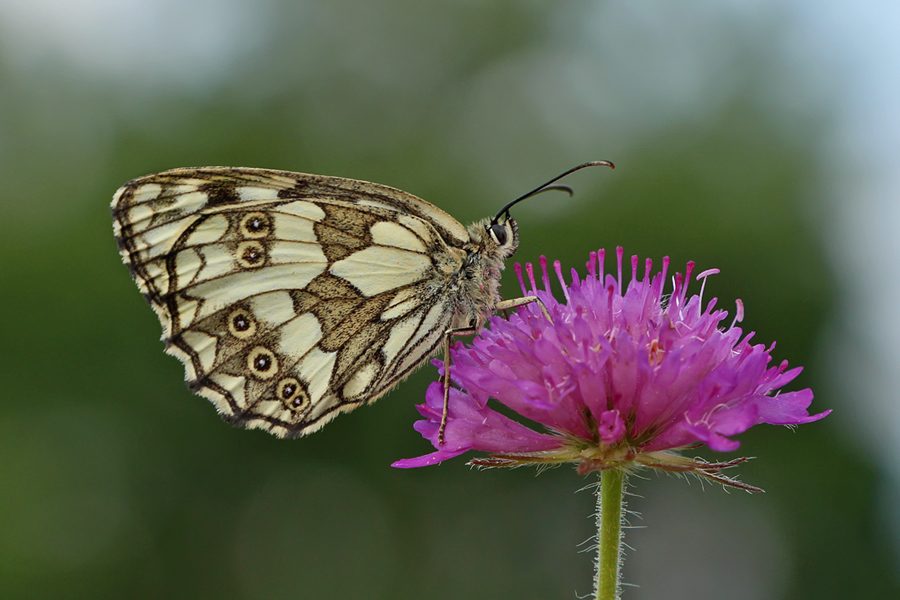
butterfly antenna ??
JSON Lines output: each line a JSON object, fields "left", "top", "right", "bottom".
{"left": 533, "top": 184, "right": 575, "bottom": 197}
{"left": 491, "top": 160, "right": 614, "bottom": 223}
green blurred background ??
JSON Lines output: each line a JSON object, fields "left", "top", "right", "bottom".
{"left": 1, "top": 1, "right": 897, "bottom": 599}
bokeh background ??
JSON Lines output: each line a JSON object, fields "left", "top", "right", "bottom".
{"left": 1, "top": 1, "right": 898, "bottom": 599}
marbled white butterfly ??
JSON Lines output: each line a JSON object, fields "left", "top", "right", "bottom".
{"left": 112, "top": 161, "right": 612, "bottom": 438}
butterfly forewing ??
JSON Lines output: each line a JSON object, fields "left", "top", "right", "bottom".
{"left": 113, "top": 167, "right": 486, "bottom": 437}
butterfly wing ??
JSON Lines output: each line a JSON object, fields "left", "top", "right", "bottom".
{"left": 112, "top": 167, "right": 471, "bottom": 437}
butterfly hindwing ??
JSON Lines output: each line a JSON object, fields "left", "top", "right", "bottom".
{"left": 112, "top": 167, "right": 470, "bottom": 437}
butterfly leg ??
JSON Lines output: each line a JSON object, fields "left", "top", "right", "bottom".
{"left": 496, "top": 295, "right": 552, "bottom": 322}
{"left": 439, "top": 324, "right": 477, "bottom": 445}
{"left": 437, "top": 296, "right": 553, "bottom": 445}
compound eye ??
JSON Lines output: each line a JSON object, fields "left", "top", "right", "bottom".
{"left": 488, "top": 223, "right": 508, "bottom": 246}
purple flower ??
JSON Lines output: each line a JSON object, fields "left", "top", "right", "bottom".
{"left": 394, "top": 248, "right": 830, "bottom": 486}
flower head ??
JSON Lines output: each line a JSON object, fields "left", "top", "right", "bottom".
{"left": 394, "top": 248, "right": 830, "bottom": 487}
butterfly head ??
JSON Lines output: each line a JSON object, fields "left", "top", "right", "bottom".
{"left": 466, "top": 214, "right": 519, "bottom": 262}
{"left": 488, "top": 211, "right": 519, "bottom": 254}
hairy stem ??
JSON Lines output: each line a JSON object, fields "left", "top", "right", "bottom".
{"left": 595, "top": 468, "right": 624, "bottom": 600}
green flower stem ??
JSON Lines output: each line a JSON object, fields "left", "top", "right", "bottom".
{"left": 595, "top": 468, "right": 625, "bottom": 600}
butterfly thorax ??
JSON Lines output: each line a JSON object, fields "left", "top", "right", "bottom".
{"left": 451, "top": 216, "right": 520, "bottom": 330}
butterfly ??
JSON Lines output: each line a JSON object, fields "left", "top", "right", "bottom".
{"left": 112, "top": 161, "right": 612, "bottom": 439}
